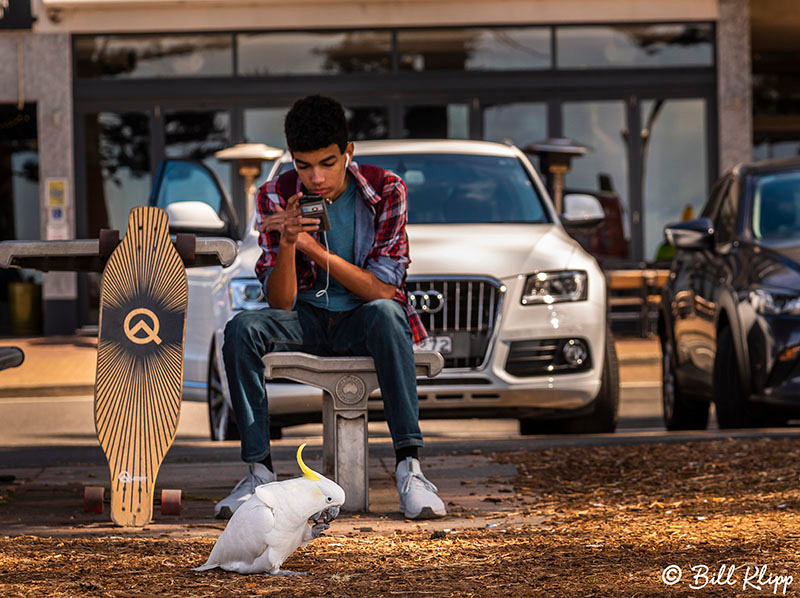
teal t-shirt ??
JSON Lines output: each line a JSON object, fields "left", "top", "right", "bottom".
{"left": 297, "top": 176, "right": 366, "bottom": 311}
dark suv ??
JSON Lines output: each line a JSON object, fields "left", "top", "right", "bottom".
{"left": 659, "top": 157, "right": 800, "bottom": 430}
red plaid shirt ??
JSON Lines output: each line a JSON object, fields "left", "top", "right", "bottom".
{"left": 254, "top": 161, "right": 427, "bottom": 344}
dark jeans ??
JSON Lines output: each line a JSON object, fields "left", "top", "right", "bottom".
{"left": 222, "top": 299, "right": 423, "bottom": 463}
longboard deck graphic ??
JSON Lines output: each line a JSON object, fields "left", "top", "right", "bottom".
{"left": 94, "top": 206, "right": 188, "bottom": 526}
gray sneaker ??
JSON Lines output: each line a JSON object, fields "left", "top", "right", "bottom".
{"left": 215, "top": 462, "right": 276, "bottom": 519}
{"left": 396, "top": 457, "right": 446, "bottom": 520}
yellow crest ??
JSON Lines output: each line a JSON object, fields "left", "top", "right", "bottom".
{"left": 296, "top": 443, "right": 320, "bottom": 481}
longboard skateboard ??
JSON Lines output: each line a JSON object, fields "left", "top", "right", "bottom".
{"left": 92, "top": 206, "right": 188, "bottom": 526}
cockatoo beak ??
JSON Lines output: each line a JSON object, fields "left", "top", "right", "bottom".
{"left": 311, "top": 506, "right": 340, "bottom": 524}
{"left": 324, "top": 506, "right": 340, "bottom": 522}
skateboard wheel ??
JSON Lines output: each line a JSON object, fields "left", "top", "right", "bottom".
{"left": 175, "top": 233, "right": 196, "bottom": 264}
{"left": 83, "top": 486, "right": 105, "bottom": 514}
{"left": 99, "top": 229, "right": 120, "bottom": 260}
{"left": 160, "top": 489, "right": 182, "bottom": 516}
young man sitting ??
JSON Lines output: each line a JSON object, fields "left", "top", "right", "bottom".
{"left": 216, "top": 95, "right": 445, "bottom": 521}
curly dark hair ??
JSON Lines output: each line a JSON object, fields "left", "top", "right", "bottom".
{"left": 284, "top": 95, "right": 349, "bottom": 154}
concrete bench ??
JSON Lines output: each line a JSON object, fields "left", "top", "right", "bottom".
{"left": 262, "top": 351, "right": 444, "bottom": 512}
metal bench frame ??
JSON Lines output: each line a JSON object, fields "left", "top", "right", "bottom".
{"left": 263, "top": 351, "right": 443, "bottom": 512}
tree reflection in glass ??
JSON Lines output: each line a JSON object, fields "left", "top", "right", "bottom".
{"left": 238, "top": 32, "right": 391, "bottom": 76}
{"left": 75, "top": 35, "right": 234, "bottom": 79}
{"left": 557, "top": 24, "right": 713, "bottom": 69}
{"left": 164, "top": 110, "right": 231, "bottom": 196}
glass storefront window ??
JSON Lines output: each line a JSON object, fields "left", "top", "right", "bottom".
{"left": 397, "top": 28, "right": 551, "bottom": 71}
{"left": 754, "top": 139, "right": 800, "bottom": 161}
{"left": 483, "top": 102, "right": 547, "bottom": 168}
{"left": 85, "top": 110, "right": 152, "bottom": 323}
{"left": 164, "top": 109, "right": 231, "bottom": 193}
{"left": 642, "top": 98, "right": 707, "bottom": 262}
{"left": 557, "top": 24, "right": 713, "bottom": 69}
{"left": 346, "top": 106, "right": 390, "bottom": 140}
{"left": 238, "top": 31, "right": 392, "bottom": 76}
{"left": 0, "top": 103, "right": 41, "bottom": 334}
{"left": 403, "top": 104, "right": 469, "bottom": 139}
{"left": 75, "top": 35, "right": 234, "bottom": 79}
{"left": 563, "top": 100, "right": 629, "bottom": 259}
{"left": 244, "top": 107, "right": 289, "bottom": 150}
{"left": 244, "top": 107, "right": 288, "bottom": 187}
{"left": 0, "top": 104, "right": 39, "bottom": 242}
{"left": 84, "top": 111, "right": 151, "bottom": 236}
{"left": 244, "top": 105, "right": 389, "bottom": 151}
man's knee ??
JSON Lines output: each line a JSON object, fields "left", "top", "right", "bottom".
{"left": 223, "top": 310, "right": 271, "bottom": 356}
{"left": 362, "top": 299, "right": 409, "bottom": 333}
{"left": 224, "top": 311, "right": 255, "bottom": 344}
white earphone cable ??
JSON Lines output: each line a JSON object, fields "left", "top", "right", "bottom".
{"left": 312, "top": 155, "right": 348, "bottom": 311}
{"left": 314, "top": 230, "right": 330, "bottom": 311}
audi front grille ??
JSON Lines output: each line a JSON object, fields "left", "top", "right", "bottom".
{"left": 407, "top": 276, "right": 505, "bottom": 369}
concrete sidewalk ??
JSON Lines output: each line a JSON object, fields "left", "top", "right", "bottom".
{"left": 0, "top": 334, "right": 660, "bottom": 398}
{"left": 0, "top": 439, "right": 532, "bottom": 538}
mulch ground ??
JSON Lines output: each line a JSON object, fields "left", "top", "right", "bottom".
{"left": 3, "top": 436, "right": 800, "bottom": 597}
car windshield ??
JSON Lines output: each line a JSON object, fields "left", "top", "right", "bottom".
{"left": 752, "top": 171, "right": 800, "bottom": 242}
{"left": 277, "top": 153, "right": 548, "bottom": 225}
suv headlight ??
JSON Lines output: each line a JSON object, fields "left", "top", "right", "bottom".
{"left": 230, "top": 278, "right": 267, "bottom": 311}
{"left": 750, "top": 288, "right": 800, "bottom": 315}
{"left": 521, "top": 270, "right": 587, "bottom": 305}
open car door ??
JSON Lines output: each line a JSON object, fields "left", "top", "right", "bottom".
{"left": 149, "top": 159, "right": 240, "bottom": 240}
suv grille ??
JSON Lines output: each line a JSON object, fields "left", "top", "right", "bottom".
{"left": 407, "top": 277, "right": 505, "bottom": 369}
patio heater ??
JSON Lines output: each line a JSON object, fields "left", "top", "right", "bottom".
{"left": 524, "top": 138, "right": 591, "bottom": 214}
{"left": 214, "top": 143, "right": 283, "bottom": 227}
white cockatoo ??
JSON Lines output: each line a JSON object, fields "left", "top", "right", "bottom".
{"left": 194, "top": 443, "right": 345, "bottom": 575}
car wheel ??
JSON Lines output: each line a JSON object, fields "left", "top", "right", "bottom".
{"left": 714, "top": 326, "right": 760, "bottom": 429}
{"left": 661, "top": 337, "right": 709, "bottom": 430}
{"left": 207, "top": 344, "right": 240, "bottom": 441}
{"left": 518, "top": 327, "right": 619, "bottom": 435}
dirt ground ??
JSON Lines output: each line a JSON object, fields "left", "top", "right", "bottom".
{"left": 3, "top": 437, "right": 800, "bottom": 597}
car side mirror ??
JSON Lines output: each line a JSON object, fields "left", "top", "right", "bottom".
{"left": 664, "top": 217, "right": 714, "bottom": 250}
{"left": 166, "top": 201, "right": 227, "bottom": 234}
{"left": 561, "top": 193, "right": 605, "bottom": 228}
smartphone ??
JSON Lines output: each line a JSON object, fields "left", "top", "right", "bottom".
{"left": 298, "top": 194, "right": 331, "bottom": 231}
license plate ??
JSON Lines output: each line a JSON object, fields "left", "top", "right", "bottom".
{"left": 416, "top": 335, "right": 453, "bottom": 355}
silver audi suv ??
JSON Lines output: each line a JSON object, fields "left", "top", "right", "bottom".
{"left": 152, "top": 139, "right": 618, "bottom": 438}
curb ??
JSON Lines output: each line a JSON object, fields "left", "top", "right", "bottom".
{"left": 0, "top": 351, "right": 659, "bottom": 399}
{"left": 0, "top": 385, "right": 95, "bottom": 398}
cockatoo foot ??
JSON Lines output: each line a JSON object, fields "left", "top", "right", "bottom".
{"left": 311, "top": 522, "right": 330, "bottom": 538}
{"left": 270, "top": 570, "right": 308, "bottom": 576}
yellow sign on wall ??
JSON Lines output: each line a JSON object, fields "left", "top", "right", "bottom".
{"left": 46, "top": 177, "right": 69, "bottom": 240}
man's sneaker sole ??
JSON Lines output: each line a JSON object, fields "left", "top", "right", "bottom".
{"left": 405, "top": 506, "right": 445, "bottom": 520}
{"left": 215, "top": 506, "right": 233, "bottom": 520}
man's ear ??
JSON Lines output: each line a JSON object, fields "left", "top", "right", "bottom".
{"left": 345, "top": 142, "right": 355, "bottom": 167}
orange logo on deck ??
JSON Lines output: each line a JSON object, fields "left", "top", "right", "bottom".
{"left": 123, "top": 308, "right": 162, "bottom": 345}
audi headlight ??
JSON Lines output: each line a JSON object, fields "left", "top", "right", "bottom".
{"left": 230, "top": 278, "right": 266, "bottom": 311}
{"left": 521, "top": 270, "right": 587, "bottom": 305}
{"left": 750, "top": 288, "right": 800, "bottom": 315}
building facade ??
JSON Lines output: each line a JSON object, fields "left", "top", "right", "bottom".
{"left": 0, "top": 0, "right": 754, "bottom": 334}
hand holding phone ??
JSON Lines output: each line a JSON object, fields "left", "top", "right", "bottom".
{"left": 298, "top": 193, "right": 331, "bottom": 232}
